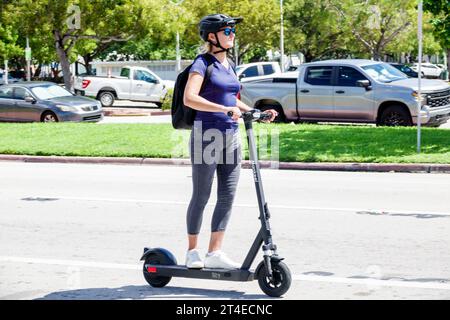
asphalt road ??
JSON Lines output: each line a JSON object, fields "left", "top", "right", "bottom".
{"left": 0, "top": 161, "right": 449, "bottom": 300}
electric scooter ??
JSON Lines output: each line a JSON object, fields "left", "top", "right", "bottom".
{"left": 140, "top": 109, "right": 292, "bottom": 297}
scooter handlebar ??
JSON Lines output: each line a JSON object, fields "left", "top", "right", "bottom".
{"left": 227, "top": 109, "right": 272, "bottom": 122}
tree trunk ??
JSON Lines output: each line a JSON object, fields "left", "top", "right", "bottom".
{"left": 84, "top": 55, "right": 94, "bottom": 74}
{"left": 372, "top": 49, "right": 381, "bottom": 61}
{"left": 33, "top": 64, "right": 42, "bottom": 78}
{"left": 83, "top": 54, "right": 93, "bottom": 75}
{"left": 303, "top": 51, "right": 314, "bottom": 63}
{"left": 53, "top": 31, "right": 73, "bottom": 91}
{"left": 447, "top": 48, "right": 450, "bottom": 78}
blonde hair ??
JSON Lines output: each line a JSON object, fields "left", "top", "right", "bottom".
{"left": 200, "top": 41, "right": 212, "bottom": 54}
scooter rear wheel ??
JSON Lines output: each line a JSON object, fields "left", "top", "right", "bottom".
{"left": 143, "top": 251, "right": 175, "bottom": 288}
{"left": 256, "top": 261, "right": 292, "bottom": 297}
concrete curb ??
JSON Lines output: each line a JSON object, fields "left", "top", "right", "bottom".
{"left": 0, "top": 154, "right": 449, "bottom": 173}
{"left": 102, "top": 108, "right": 170, "bottom": 117}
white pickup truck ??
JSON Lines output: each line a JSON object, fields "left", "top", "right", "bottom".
{"left": 236, "top": 62, "right": 281, "bottom": 82}
{"left": 74, "top": 66, "right": 175, "bottom": 107}
{"left": 240, "top": 59, "right": 450, "bottom": 127}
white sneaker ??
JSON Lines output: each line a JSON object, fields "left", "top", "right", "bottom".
{"left": 204, "top": 251, "right": 241, "bottom": 269}
{"left": 185, "top": 249, "right": 204, "bottom": 269}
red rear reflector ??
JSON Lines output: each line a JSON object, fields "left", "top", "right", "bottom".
{"left": 237, "top": 91, "right": 241, "bottom": 100}
{"left": 82, "top": 79, "right": 91, "bottom": 89}
{"left": 147, "top": 267, "right": 157, "bottom": 273}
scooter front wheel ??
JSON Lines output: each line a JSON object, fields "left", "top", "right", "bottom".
{"left": 256, "top": 260, "right": 292, "bottom": 297}
{"left": 143, "top": 250, "right": 175, "bottom": 288}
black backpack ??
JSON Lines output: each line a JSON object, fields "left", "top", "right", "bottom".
{"left": 171, "top": 53, "right": 235, "bottom": 129}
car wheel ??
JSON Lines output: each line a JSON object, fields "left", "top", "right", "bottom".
{"left": 259, "top": 105, "right": 286, "bottom": 123}
{"left": 98, "top": 91, "right": 115, "bottom": 107}
{"left": 41, "top": 111, "right": 59, "bottom": 123}
{"left": 378, "top": 105, "right": 412, "bottom": 127}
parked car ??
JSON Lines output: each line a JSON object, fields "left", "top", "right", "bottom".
{"left": 389, "top": 63, "right": 418, "bottom": 78}
{"left": 240, "top": 59, "right": 450, "bottom": 127}
{"left": 0, "top": 82, "right": 103, "bottom": 122}
{"left": 436, "top": 64, "right": 447, "bottom": 72}
{"left": 0, "top": 72, "right": 23, "bottom": 85}
{"left": 236, "top": 62, "right": 281, "bottom": 82}
{"left": 410, "top": 63, "right": 443, "bottom": 78}
{"left": 74, "top": 66, "right": 174, "bottom": 107}
{"left": 9, "top": 70, "right": 27, "bottom": 81}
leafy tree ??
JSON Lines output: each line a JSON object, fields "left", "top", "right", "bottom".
{"left": 423, "top": 0, "right": 449, "bottom": 73}
{"left": 386, "top": 10, "right": 442, "bottom": 63}
{"left": 94, "top": 0, "right": 195, "bottom": 62}
{"left": 181, "top": 0, "right": 280, "bottom": 63}
{"left": 330, "top": 0, "right": 418, "bottom": 61}
{"left": 73, "top": 0, "right": 175, "bottom": 74}
{"left": 5, "top": 0, "right": 148, "bottom": 90}
{"left": 0, "top": 24, "right": 23, "bottom": 63}
{"left": 0, "top": 1, "right": 23, "bottom": 66}
{"left": 284, "top": 0, "right": 352, "bottom": 62}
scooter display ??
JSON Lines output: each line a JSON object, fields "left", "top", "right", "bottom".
{"left": 140, "top": 109, "right": 292, "bottom": 297}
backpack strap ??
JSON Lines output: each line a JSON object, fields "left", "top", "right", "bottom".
{"left": 199, "top": 53, "right": 216, "bottom": 93}
{"left": 197, "top": 54, "right": 237, "bottom": 92}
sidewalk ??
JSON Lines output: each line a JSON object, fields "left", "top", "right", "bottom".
{"left": 0, "top": 154, "right": 449, "bottom": 173}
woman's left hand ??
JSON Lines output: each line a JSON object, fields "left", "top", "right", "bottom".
{"left": 262, "top": 109, "right": 278, "bottom": 123}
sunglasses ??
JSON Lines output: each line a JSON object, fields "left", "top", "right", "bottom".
{"left": 220, "top": 27, "right": 236, "bottom": 36}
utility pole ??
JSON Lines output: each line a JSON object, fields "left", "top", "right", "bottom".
{"left": 280, "top": 0, "right": 285, "bottom": 72}
{"left": 26, "top": 37, "right": 32, "bottom": 81}
{"left": 417, "top": 0, "right": 423, "bottom": 154}
{"left": 4, "top": 60, "right": 8, "bottom": 85}
{"left": 176, "top": 31, "right": 181, "bottom": 73}
{"left": 174, "top": 0, "right": 185, "bottom": 74}
{"left": 234, "top": 39, "right": 239, "bottom": 66}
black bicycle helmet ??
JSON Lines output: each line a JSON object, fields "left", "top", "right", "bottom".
{"left": 199, "top": 14, "right": 243, "bottom": 41}
{"left": 199, "top": 14, "right": 243, "bottom": 53}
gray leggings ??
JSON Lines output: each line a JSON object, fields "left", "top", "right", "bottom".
{"left": 186, "top": 127, "right": 242, "bottom": 235}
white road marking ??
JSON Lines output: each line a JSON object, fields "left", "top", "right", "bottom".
{"left": 292, "top": 275, "right": 450, "bottom": 291}
{"left": 0, "top": 256, "right": 141, "bottom": 270}
{"left": 1, "top": 256, "right": 449, "bottom": 291}
{"left": 21, "top": 195, "right": 450, "bottom": 217}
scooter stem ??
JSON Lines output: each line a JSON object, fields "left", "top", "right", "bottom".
{"left": 243, "top": 118, "right": 272, "bottom": 240}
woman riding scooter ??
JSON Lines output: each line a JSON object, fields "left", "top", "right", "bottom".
{"left": 183, "top": 14, "right": 278, "bottom": 269}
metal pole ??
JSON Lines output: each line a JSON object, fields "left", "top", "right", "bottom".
{"left": 26, "top": 37, "right": 31, "bottom": 81}
{"left": 417, "top": 0, "right": 423, "bottom": 154}
{"left": 280, "top": 0, "right": 285, "bottom": 72}
{"left": 174, "top": 0, "right": 185, "bottom": 74}
{"left": 4, "top": 60, "right": 9, "bottom": 85}
{"left": 234, "top": 39, "right": 239, "bottom": 66}
{"left": 176, "top": 31, "right": 181, "bottom": 74}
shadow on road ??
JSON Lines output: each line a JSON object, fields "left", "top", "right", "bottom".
{"left": 34, "top": 285, "right": 272, "bottom": 300}
{"left": 356, "top": 211, "right": 450, "bottom": 219}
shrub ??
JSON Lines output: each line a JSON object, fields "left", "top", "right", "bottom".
{"left": 161, "top": 88, "right": 174, "bottom": 111}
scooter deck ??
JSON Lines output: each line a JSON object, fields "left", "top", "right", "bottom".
{"left": 144, "top": 264, "right": 255, "bottom": 282}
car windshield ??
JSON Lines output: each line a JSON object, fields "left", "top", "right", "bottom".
{"left": 31, "top": 85, "right": 73, "bottom": 100}
{"left": 361, "top": 63, "right": 408, "bottom": 83}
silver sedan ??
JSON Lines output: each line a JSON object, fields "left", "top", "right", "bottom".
{"left": 0, "top": 82, "right": 103, "bottom": 122}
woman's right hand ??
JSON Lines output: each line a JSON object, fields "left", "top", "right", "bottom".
{"left": 226, "top": 107, "right": 242, "bottom": 121}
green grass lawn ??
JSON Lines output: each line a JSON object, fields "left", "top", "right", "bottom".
{"left": 0, "top": 122, "right": 449, "bottom": 163}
